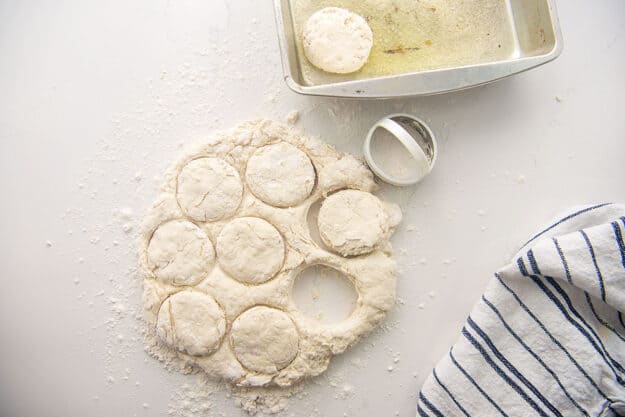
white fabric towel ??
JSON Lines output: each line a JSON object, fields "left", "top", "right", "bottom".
{"left": 418, "top": 203, "right": 625, "bottom": 417}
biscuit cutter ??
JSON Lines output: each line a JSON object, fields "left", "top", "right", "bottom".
{"left": 363, "top": 114, "right": 437, "bottom": 187}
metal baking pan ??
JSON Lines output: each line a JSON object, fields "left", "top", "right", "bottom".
{"left": 273, "top": 0, "right": 563, "bottom": 98}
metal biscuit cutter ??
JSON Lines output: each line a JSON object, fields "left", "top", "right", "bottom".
{"left": 363, "top": 114, "right": 437, "bottom": 187}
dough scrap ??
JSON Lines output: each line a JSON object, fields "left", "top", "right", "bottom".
{"left": 147, "top": 220, "right": 214, "bottom": 286}
{"left": 303, "top": 7, "right": 373, "bottom": 74}
{"left": 156, "top": 291, "right": 226, "bottom": 356}
{"left": 177, "top": 157, "right": 243, "bottom": 222}
{"left": 245, "top": 142, "right": 315, "bottom": 208}
{"left": 230, "top": 306, "right": 299, "bottom": 374}
{"left": 318, "top": 189, "right": 389, "bottom": 256}
{"left": 216, "top": 217, "right": 285, "bottom": 284}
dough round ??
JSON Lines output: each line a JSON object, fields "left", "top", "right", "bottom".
{"left": 303, "top": 7, "right": 373, "bottom": 74}
{"left": 318, "top": 189, "right": 388, "bottom": 256}
{"left": 230, "top": 306, "right": 299, "bottom": 374}
{"left": 216, "top": 217, "right": 285, "bottom": 284}
{"left": 147, "top": 220, "right": 214, "bottom": 286}
{"left": 245, "top": 142, "right": 315, "bottom": 208}
{"left": 156, "top": 291, "right": 226, "bottom": 357}
{"left": 177, "top": 157, "right": 243, "bottom": 222}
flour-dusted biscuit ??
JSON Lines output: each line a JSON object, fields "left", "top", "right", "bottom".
{"left": 230, "top": 306, "right": 299, "bottom": 374}
{"left": 302, "top": 7, "right": 373, "bottom": 74}
{"left": 156, "top": 290, "right": 226, "bottom": 357}
{"left": 147, "top": 220, "right": 214, "bottom": 286}
{"left": 141, "top": 120, "right": 401, "bottom": 387}
{"left": 177, "top": 157, "right": 243, "bottom": 222}
{"left": 245, "top": 142, "right": 315, "bottom": 208}
{"left": 318, "top": 189, "right": 399, "bottom": 257}
{"left": 216, "top": 217, "right": 285, "bottom": 284}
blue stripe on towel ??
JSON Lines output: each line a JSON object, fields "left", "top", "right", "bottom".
{"left": 482, "top": 296, "right": 589, "bottom": 416}
{"left": 495, "top": 274, "right": 609, "bottom": 399}
{"left": 522, "top": 203, "right": 612, "bottom": 248}
{"left": 519, "top": 257, "right": 620, "bottom": 378}
{"left": 417, "top": 404, "right": 430, "bottom": 417}
{"left": 449, "top": 349, "right": 509, "bottom": 417}
{"left": 543, "top": 246, "right": 625, "bottom": 375}
{"left": 580, "top": 230, "right": 607, "bottom": 302}
{"left": 462, "top": 327, "right": 548, "bottom": 417}
{"left": 467, "top": 316, "right": 561, "bottom": 417}
{"left": 612, "top": 221, "right": 625, "bottom": 269}
{"left": 552, "top": 238, "right": 573, "bottom": 284}
{"left": 585, "top": 293, "right": 625, "bottom": 344}
{"left": 419, "top": 392, "right": 444, "bottom": 417}
{"left": 433, "top": 368, "right": 472, "bottom": 417}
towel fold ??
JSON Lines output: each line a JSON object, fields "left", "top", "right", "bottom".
{"left": 418, "top": 203, "right": 625, "bottom": 417}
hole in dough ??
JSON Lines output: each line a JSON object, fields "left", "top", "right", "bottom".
{"left": 245, "top": 142, "right": 316, "bottom": 208}
{"left": 230, "top": 306, "right": 299, "bottom": 374}
{"left": 147, "top": 220, "right": 214, "bottom": 286}
{"left": 216, "top": 217, "right": 285, "bottom": 285}
{"left": 317, "top": 189, "right": 388, "bottom": 257}
{"left": 305, "top": 198, "right": 333, "bottom": 252}
{"left": 292, "top": 265, "right": 357, "bottom": 324}
{"left": 156, "top": 290, "right": 226, "bottom": 357}
{"left": 176, "top": 157, "right": 243, "bottom": 222}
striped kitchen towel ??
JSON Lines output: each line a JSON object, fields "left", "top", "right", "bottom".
{"left": 417, "top": 203, "right": 625, "bottom": 417}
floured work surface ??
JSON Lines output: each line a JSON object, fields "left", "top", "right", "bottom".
{"left": 289, "top": 0, "right": 517, "bottom": 85}
{"left": 140, "top": 120, "right": 402, "bottom": 388}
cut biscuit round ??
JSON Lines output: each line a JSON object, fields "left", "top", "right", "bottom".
{"left": 147, "top": 220, "right": 214, "bottom": 286}
{"left": 230, "top": 306, "right": 299, "bottom": 374}
{"left": 245, "top": 142, "right": 315, "bottom": 208}
{"left": 156, "top": 291, "right": 226, "bottom": 357}
{"left": 216, "top": 217, "right": 285, "bottom": 284}
{"left": 317, "top": 189, "right": 388, "bottom": 256}
{"left": 303, "top": 7, "right": 373, "bottom": 74}
{"left": 177, "top": 157, "right": 243, "bottom": 222}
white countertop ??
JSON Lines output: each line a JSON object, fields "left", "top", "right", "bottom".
{"left": 1, "top": 1, "right": 624, "bottom": 416}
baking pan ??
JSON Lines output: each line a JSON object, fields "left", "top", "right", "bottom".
{"left": 273, "top": 0, "right": 563, "bottom": 98}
